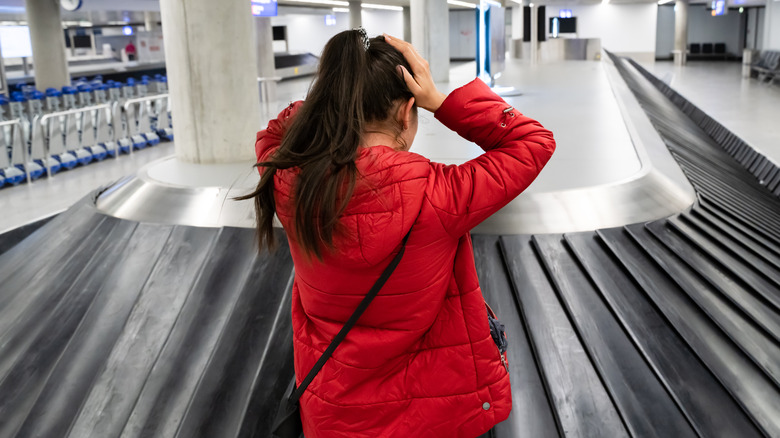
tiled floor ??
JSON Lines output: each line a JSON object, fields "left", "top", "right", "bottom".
{"left": 640, "top": 60, "right": 780, "bottom": 166}
{"left": 443, "top": 59, "right": 643, "bottom": 193}
{"left": 264, "top": 59, "right": 645, "bottom": 196}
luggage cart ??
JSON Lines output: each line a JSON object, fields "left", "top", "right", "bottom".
{"left": 77, "top": 84, "right": 108, "bottom": 161}
{"left": 62, "top": 86, "right": 92, "bottom": 166}
{"left": 7, "top": 93, "right": 43, "bottom": 181}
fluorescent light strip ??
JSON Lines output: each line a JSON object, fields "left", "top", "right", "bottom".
{"left": 363, "top": 3, "right": 403, "bottom": 11}
{"left": 285, "top": 0, "right": 349, "bottom": 6}
{"left": 448, "top": 0, "right": 477, "bottom": 8}
{"left": 63, "top": 20, "right": 93, "bottom": 27}
{"left": 657, "top": 0, "right": 673, "bottom": 4}
{"left": 333, "top": 7, "right": 350, "bottom": 12}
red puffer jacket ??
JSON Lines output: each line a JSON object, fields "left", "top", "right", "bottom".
{"left": 255, "top": 79, "right": 555, "bottom": 437}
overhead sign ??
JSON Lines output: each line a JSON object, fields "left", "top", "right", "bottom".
{"left": 711, "top": 0, "right": 727, "bottom": 15}
{"left": 252, "top": 0, "right": 278, "bottom": 17}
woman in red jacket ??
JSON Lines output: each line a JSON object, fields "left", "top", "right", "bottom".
{"left": 244, "top": 30, "right": 555, "bottom": 437}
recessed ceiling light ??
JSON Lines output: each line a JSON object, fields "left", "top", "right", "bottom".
{"left": 448, "top": 0, "right": 477, "bottom": 8}
{"left": 362, "top": 3, "right": 403, "bottom": 11}
{"left": 285, "top": 0, "right": 349, "bottom": 6}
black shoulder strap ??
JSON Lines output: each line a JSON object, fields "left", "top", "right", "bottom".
{"left": 289, "top": 229, "right": 412, "bottom": 403}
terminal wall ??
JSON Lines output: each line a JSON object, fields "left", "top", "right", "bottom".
{"left": 765, "top": 0, "right": 780, "bottom": 51}
{"left": 271, "top": 7, "right": 403, "bottom": 56}
{"left": 546, "top": 4, "right": 658, "bottom": 63}
{"left": 656, "top": 5, "right": 744, "bottom": 59}
{"left": 361, "top": 9, "right": 404, "bottom": 41}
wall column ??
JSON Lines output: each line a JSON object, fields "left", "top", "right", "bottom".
{"left": 349, "top": 1, "right": 362, "bottom": 29}
{"left": 144, "top": 11, "right": 161, "bottom": 32}
{"left": 764, "top": 0, "right": 780, "bottom": 50}
{"left": 674, "top": 0, "right": 689, "bottom": 65}
{"left": 159, "top": 0, "right": 261, "bottom": 163}
{"left": 530, "top": 5, "right": 538, "bottom": 64}
{"left": 403, "top": 6, "right": 412, "bottom": 42}
{"left": 24, "top": 0, "right": 70, "bottom": 90}
{"left": 411, "top": 0, "right": 450, "bottom": 82}
{"left": 255, "top": 16, "right": 277, "bottom": 103}
{"left": 511, "top": 6, "right": 523, "bottom": 58}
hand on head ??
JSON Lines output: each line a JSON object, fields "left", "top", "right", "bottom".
{"left": 383, "top": 34, "right": 447, "bottom": 113}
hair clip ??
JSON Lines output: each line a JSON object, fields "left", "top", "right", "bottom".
{"left": 354, "top": 27, "right": 370, "bottom": 51}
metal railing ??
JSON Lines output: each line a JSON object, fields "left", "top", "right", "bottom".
{"left": 258, "top": 77, "right": 282, "bottom": 102}
{"left": 122, "top": 94, "right": 170, "bottom": 156}
{"left": 38, "top": 103, "right": 112, "bottom": 178}
{"left": 1, "top": 90, "right": 172, "bottom": 186}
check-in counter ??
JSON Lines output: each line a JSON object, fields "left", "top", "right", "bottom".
{"left": 540, "top": 38, "right": 602, "bottom": 62}
{"left": 513, "top": 38, "right": 603, "bottom": 62}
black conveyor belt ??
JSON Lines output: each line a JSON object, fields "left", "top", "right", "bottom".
{"left": 0, "top": 200, "right": 294, "bottom": 438}
{"left": 1, "top": 52, "right": 778, "bottom": 437}
{"left": 471, "top": 53, "right": 779, "bottom": 437}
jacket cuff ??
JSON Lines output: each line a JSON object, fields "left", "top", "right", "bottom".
{"left": 433, "top": 78, "right": 493, "bottom": 128}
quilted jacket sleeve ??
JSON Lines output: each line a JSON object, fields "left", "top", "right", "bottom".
{"left": 255, "top": 101, "right": 304, "bottom": 164}
{"left": 427, "top": 78, "right": 556, "bottom": 237}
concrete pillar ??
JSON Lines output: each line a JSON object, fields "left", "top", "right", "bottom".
{"left": 255, "top": 16, "right": 277, "bottom": 103}
{"left": 674, "top": 0, "right": 689, "bottom": 65}
{"left": 144, "top": 11, "right": 161, "bottom": 32}
{"left": 160, "top": 0, "right": 262, "bottom": 164}
{"left": 403, "top": 6, "right": 412, "bottom": 42}
{"left": 411, "top": 0, "right": 450, "bottom": 83}
{"left": 764, "top": 0, "right": 780, "bottom": 50}
{"left": 511, "top": 6, "right": 523, "bottom": 40}
{"left": 511, "top": 6, "right": 523, "bottom": 58}
{"left": 530, "top": 5, "right": 538, "bottom": 64}
{"left": 349, "top": 1, "right": 362, "bottom": 29}
{"left": 24, "top": 0, "right": 70, "bottom": 90}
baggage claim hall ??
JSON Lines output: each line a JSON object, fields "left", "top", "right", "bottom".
{"left": 0, "top": 0, "right": 779, "bottom": 436}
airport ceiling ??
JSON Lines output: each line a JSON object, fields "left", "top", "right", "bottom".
{"left": 0, "top": 0, "right": 767, "bottom": 16}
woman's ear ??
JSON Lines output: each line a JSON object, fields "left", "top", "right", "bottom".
{"left": 397, "top": 97, "right": 416, "bottom": 130}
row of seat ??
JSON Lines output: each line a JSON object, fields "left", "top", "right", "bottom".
{"left": 749, "top": 50, "right": 780, "bottom": 84}
{"left": 689, "top": 42, "right": 728, "bottom": 57}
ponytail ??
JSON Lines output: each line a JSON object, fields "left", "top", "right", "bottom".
{"left": 240, "top": 30, "right": 415, "bottom": 260}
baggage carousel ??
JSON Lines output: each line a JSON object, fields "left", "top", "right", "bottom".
{"left": 0, "top": 52, "right": 778, "bottom": 437}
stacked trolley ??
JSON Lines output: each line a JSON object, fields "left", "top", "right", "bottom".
{"left": 0, "top": 75, "right": 173, "bottom": 189}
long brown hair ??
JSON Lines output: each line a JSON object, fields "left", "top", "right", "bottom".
{"left": 238, "top": 30, "right": 415, "bottom": 259}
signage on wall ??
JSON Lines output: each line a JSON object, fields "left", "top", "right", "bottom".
{"left": 137, "top": 33, "right": 165, "bottom": 62}
{"left": 711, "top": 0, "right": 727, "bottom": 15}
{"left": 0, "top": 26, "right": 33, "bottom": 58}
{"left": 324, "top": 15, "right": 337, "bottom": 26}
{"left": 559, "top": 9, "right": 572, "bottom": 18}
{"left": 251, "top": 0, "right": 278, "bottom": 17}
